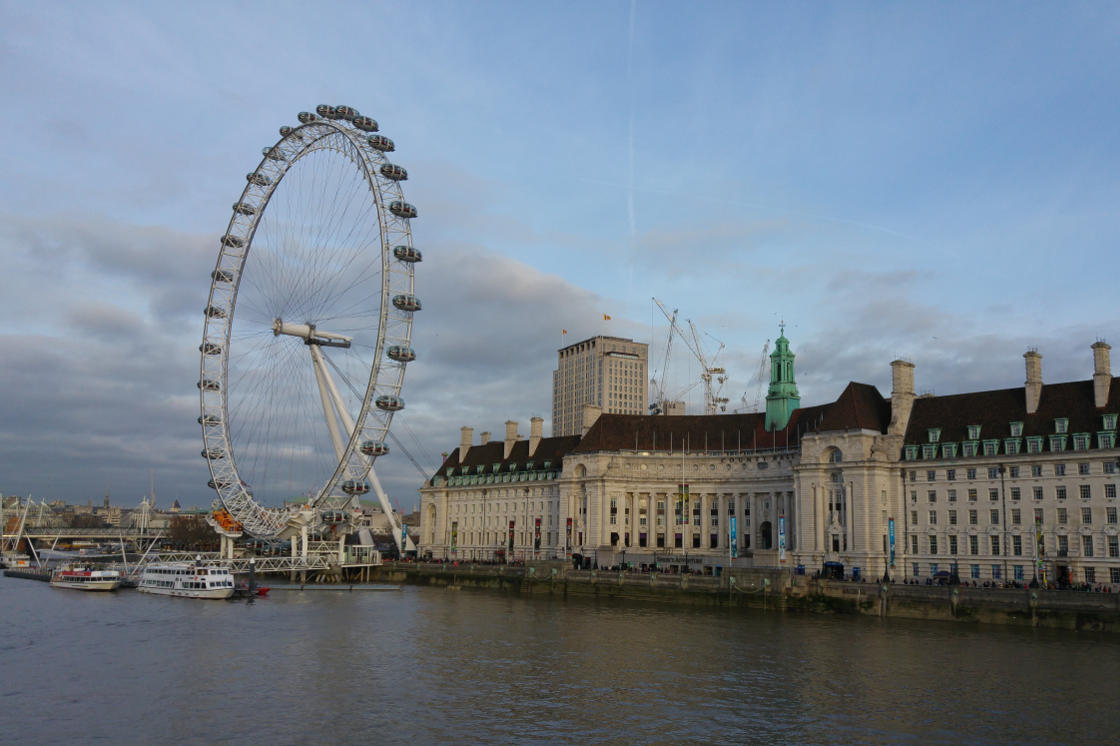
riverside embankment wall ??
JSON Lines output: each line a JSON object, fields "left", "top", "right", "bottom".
{"left": 373, "top": 562, "right": 1120, "bottom": 633}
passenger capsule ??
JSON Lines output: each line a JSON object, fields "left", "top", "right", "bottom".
{"left": 201, "top": 448, "right": 226, "bottom": 459}
{"left": 204, "top": 305, "right": 227, "bottom": 319}
{"left": 389, "top": 201, "right": 417, "bottom": 219}
{"left": 279, "top": 126, "right": 293, "bottom": 136}
{"left": 262, "top": 146, "right": 286, "bottom": 161}
{"left": 334, "top": 105, "right": 357, "bottom": 120}
{"left": 297, "top": 111, "right": 318, "bottom": 124}
{"left": 247, "top": 172, "right": 271, "bottom": 187}
{"left": 367, "top": 135, "right": 395, "bottom": 152}
{"left": 376, "top": 395, "right": 404, "bottom": 412}
{"left": 211, "top": 269, "right": 234, "bottom": 283}
{"left": 221, "top": 234, "right": 244, "bottom": 248}
{"left": 200, "top": 342, "right": 222, "bottom": 355}
{"left": 316, "top": 104, "right": 336, "bottom": 118}
{"left": 380, "top": 163, "right": 407, "bottom": 181}
{"left": 387, "top": 345, "right": 416, "bottom": 362}
{"left": 392, "top": 245, "right": 422, "bottom": 263}
{"left": 352, "top": 116, "right": 378, "bottom": 132}
{"left": 392, "top": 294, "right": 422, "bottom": 312}
{"left": 321, "top": 509, "right": 346, "bottom": 522}
{"left": 360, "top": 440, "right": 390, "bottom": 457}
{"left": 232, "top": 202, "right": 256, "bottom": 216}
{"left": 198, "top": 414, "right": 221, "bottom": 426}
{"left": 198, "top": 378, "right": 220, "bottom": 391}
{"left": 341, "top": 479, "right": 371, "bottom": 496}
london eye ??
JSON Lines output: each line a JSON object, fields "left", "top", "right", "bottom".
{"left": 198, "top": 104, "right": 420, "bottom": 544}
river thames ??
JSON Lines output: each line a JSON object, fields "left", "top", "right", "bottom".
{"left": 2, "top": 575, "right": 1119, "bottom": 744}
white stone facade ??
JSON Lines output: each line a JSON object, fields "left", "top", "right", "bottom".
{"left": 552, "top": 335, "right": 648, "bottom": 437}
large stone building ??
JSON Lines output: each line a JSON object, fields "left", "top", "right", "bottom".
{"left": 552, "top": 335, "right": 648, "bottom": 436}
{"left": 420, "top": 337, "right": 1120, "bottom": 587}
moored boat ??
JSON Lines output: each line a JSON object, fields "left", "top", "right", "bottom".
{"left": 137, "top": 562, "right": 235, "bottom": 599}
{"left": 50, "top": 565, "right": 122, "bottom": 591}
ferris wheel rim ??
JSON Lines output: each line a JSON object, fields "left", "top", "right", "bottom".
{"left": 198, "top": 107, "right": 419, "bottom": 538}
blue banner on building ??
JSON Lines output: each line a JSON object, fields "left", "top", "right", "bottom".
{"left": 778, "top": 514, "right": 786, "bottom": 562}
{"left": 888, "top": 517, "right": 895, "bottom": 567}
{"left": 730, "top": 516, "right": 738, "bottom": 559}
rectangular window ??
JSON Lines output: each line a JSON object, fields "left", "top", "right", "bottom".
{"left": 1057, "top": 486, "right": 1067, "bottom": 500}
{"left": 1055, "top": 418, "right": 1069, "bottom": 434}
{"left": 927, "top": 470, "right": 936, "bottom": 482}
{"left": 942, "top": 444, "right": 958, "bottom": 459}
{"left": 911, "top": 510, "right": 918, "bottom": 525}
{"left": 1012, "top": 509, "right": 1021, "bottom": 524}
{"left": 967, "top": 468, "right": 977, "bottom": 480}
{"left": 1013, "top": 565, "right": 1024, "bottom": 581}
{"left": 990, "top": 509, "right": 1000, "bottom": 525}
{"left": 1027, "top": 437, "right": 1043, "bottom": 454}
{"left": 1005, "top": 439, "right": 1021, "bottom": 456}
{"left": 963, "top": 442, "right": 979, "bottom": 458}
{"left": 990, "top": 536, "right": 1000, "bottom": 555}
{"left": 1057, "top": 508, "right": 1068, "bottom": 524}
{"left": 968, "top": 489, "right": 978, "bottom": 502}
{"left": 904, "top": 445, "right": 918, "bottom": 461}
{"left": 928, "top": 428, "right": 941, "bottom": 443}
{"left": 1033, "top": 486, "right": 1044, "bottom": 501}
{"left": 910, "top": 535, "right": 918, "bottom": 554}
{"left": 1011, "top": 487, "right": 1021, "bottom": 501}
{"left": 949, "top": 509, "right": 957, "bottom": 525}
{"left": 1108, "top": 507, "right": 1118, "bottom": 524}
{"left": 1012, "top": 535, "right": 1022, "bottom": 555}
{"left": 1082, "top": 507, "right": 1092, "bottom": 524}
{"left": 1083, "top": 535, "right": 1094, "bottom": 557}
{"left": 1078, "top": 462, "right": 1091, "bottom": 475}
{"left": 928, "top": 490, "right": 937, "bottom": 503}
{"left": 949, "top": 535, "right": 958, "bottom": 554}
{"left": 929, "top": 536, "right": 938, "bottom": 554}
{"left": 1108, "top": 536, "right": 1119, "bottom": 558}
{"left": 1031, "top": 464, "right": 1043, "bottom": 477}
{"left": 910, "top": 490, "right": 917, "bottom": 504}
{"left": 989, "top": 488, "right": 999, "bottom": 502}
{"left": 1080, "top": 484, "right": 1091, "bottom": 500}
{"left": 1054, "top": 464, "right": 1066, "bottom": 476}
{"left": 1010, "top": 421, "right": 1024, "bottom": 437}
{"left": 913, "top": 563, "right": 921, "bottom": 577}
{"left": 970, "top": 564, "right": 980, "bottom": 579}
{"left": 1058, "top": 535, "right": 1069, "bottom": 555}
{"left": 948, "top": 489, "right": 957, "bottom": 502}
{"left": 988, "top": 467, "right": 999, "bottom": 479}
{"left": 947, "top": 469, "right": 956, "bottom": 481}
{"left": 1107, "top": 484, "right": 1117, "bottom": 499}
{"left": 1051, "top": 435, "right": 1068, "bottom": 452}
{"left": 968, "top": 424, "right": 981, "bottom": 440}
{"left": 969, "top": 509, "right": 978, "bottom": 525}
{"left": 1034, "top": 508, "right": 1044, "bottom": 525}
{"left": 929, "top": 510, "right": 937, "bottom": 525}
{"left": 992, "top": 564, "right": 1002, "bottom": 579}
{"left": 1113, "top": 568, "right": 1120, "bottom": 583}
{"left": 1010, "top": 466, "right": 1020, "bottom": 478}
{"left": 1073, "top": 434, "right": 1090, "bottom": 451}
{"left": 1085, "top": 567, "right": 1096, "bottom": 583}
{"left": 983, "top": 441, "right": 999, "bottom": 457}
{"left": 922, "top": 444, "right": 937, "bottom": 459}
{"left": 1100, "top": 433, "right": 1117, "bottom": 450}
{"left": 969, "top": 535, "right": 979, "bottom": 555}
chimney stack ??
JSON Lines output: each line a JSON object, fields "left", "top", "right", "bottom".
{"left": 529, "top": 417, "right": 543, "bottom": 456}
{"left": 1024, "top": 350, "right": 1042, "bottom": 415}
{"left": 504, "top": 420, "right": 519, "bottom": 459}
{"left": 888, "top": 359, "right": 915, "bottom": 436}
{"left": 1093, "top": 341, "right": 1112, "bottom": 409}
{"left": 479, "top": 431, "right": 490, "bottom": 445}
{"left": 459, "top": 426, "right": 473, "bottom": 460}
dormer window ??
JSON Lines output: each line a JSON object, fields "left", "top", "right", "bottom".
{"left": 1054, "top": 418, "right": 1069, "bottom": 434}
{"left": 967, "top": 425, "right": 981, "bottom": 440}
{"left": 904, "top": 445, "right": 919, "bottom": 461}
{"left": 922, "top": 444, "right": 937, "bottom": 459}
{"left": 1049, "top": 434, "right": 1068, "bottom": 452}
{"left": 928, "top": 428, "right": 941, "bottom": 443}
{"left": 1099, "top": 432, "right": 1117, "bottom": 449}
{"left": 1009, "top": 421, "right": 1023, "bottom": 437}
{"left": 1004, "top": 438, "right": 1021, "bottom": 455}
{"left": 982, "top": 439, "right": 1000, "bottom": 457}
{"left": 1103, "top": 414, "right": 1117, "bottom": 431}
{"left": 941, "top": 443, "right": 958, "bottom": 459}
{"left": 1026, "top": 436, "right": 1044, "bottom": 454}
{"left": 1072, "top": 433, "right": 1091, "bottom": 451}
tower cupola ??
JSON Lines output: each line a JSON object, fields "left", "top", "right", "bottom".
{"left": 764, "top": 323, "right": 801, "bottom": 431}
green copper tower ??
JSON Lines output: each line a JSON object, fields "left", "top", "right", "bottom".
{"left": 764, "top": 323, "right": 800, "bottom": 431}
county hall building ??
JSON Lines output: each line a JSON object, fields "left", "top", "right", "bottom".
{"left": 418, "top": 333, "right": 1120, "bottom": 587}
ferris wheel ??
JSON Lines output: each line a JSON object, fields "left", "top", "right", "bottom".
{"left": 198, "top": 104, "right": 421, "bottom": 542}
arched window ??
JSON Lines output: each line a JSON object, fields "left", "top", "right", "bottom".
{"left": 828, "top": 447, "right": 843, "bottom": 463}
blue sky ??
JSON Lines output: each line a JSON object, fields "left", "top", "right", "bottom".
{"left": 2, "top": 1, "right": 1118, "bottom": 511}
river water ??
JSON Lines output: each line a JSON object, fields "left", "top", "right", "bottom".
{"left": 2, "top": 575, "right": 1118, "bottom": 744}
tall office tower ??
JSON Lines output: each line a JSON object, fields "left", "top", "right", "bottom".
{"left": 552, "top": 336, "right": 648, "bottom": 436}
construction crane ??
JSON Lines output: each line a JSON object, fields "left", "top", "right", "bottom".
{"left": 648, "top": 300, "right": 678, "bottom": 415}
{"left": 650, "top": 297, "right": 732, "bottom": 416}
{"left": 740, "top": 339, "right": 770, "bottom": 413}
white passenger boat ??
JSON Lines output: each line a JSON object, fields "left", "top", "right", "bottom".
{"left": 137, "top": 563, "right": 235, "bottom": 599}
{"left": 50, "top": 565, "right": 122, "bottom": 591}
